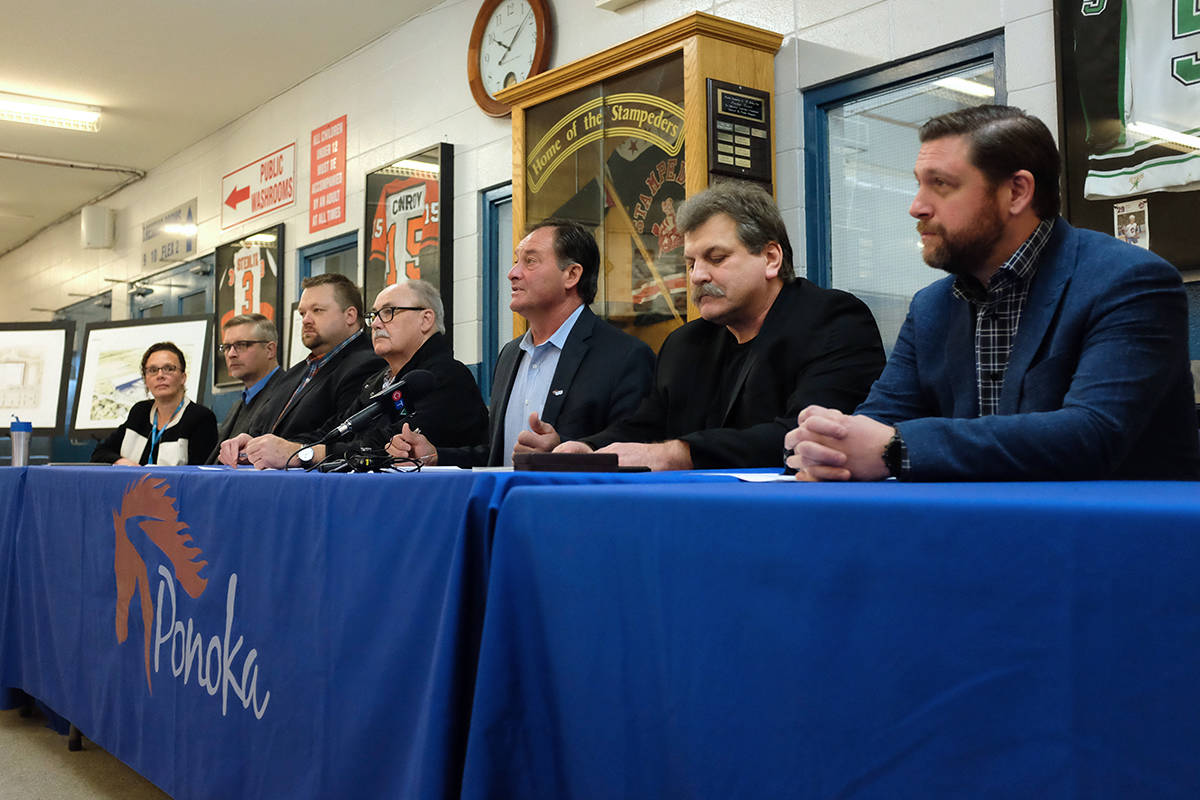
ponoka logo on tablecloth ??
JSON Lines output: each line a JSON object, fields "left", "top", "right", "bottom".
{"left": 112, "top": 475, "right": 269, "bottom": 719}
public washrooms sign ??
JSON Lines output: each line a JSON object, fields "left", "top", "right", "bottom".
{"left": 221, "top": 143, "right": 296, "bottom": 229}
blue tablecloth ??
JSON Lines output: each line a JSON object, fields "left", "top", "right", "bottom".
{"left": 462, "top": 480, "right": 1200, "bottom": 799}
{"left": 0, "top": 467, "right": 27, "bottom": 714}
{"left": 0, "top": 465, "right": 733, "bottom": 800}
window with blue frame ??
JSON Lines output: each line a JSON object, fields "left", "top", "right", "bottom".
{"left": 130, "top": 256, "right": 215, "bottom": 319}
{"left": 299, "top": 231, "right": 359, "bottom": 292}
{"left": 803, "top": 34, "right": 1004, "bottom": 353}
{"left": 478, "top": 183, "right": 513, "bottom": 398}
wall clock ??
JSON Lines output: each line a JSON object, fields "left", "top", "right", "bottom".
{"left": 467, "top": 0, "right": 553, "bottom": 117}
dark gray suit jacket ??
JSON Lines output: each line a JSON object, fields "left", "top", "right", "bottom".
{"left": 203, "top": 366, "right": 286, "bottom": 464}
{"left": 439, "top": 306, "right": 655, "bottom": 467}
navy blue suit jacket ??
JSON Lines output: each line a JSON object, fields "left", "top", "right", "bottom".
{"left": 857, "top": 218, "right": 1200, "bottom": 480}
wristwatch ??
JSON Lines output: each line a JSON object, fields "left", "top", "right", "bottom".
{"left": 294, "top": 446, "right": 316, "bottom": 470}
{"left": 882, "top": 430, "right": 906, "bottom": 478}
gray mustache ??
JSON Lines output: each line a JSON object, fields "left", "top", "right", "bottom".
{"left": 694, "top": 283, "right": 726, "bottom": 299}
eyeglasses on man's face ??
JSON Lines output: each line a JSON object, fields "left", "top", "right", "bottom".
{"left": 364, "top": 306, "right": 425, "bottom": 325}
{"left": 217, "top": 339, "right": 270, "bottom": 355}
{"left": 143, "top": 364, "right": 181, "bottom": 377}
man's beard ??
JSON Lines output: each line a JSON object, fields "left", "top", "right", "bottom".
{"left": 302, "top": 329, "right": 323, "bottom": 350}
{"left": 918, "top": 199, "right": 1005, "bottom": 277}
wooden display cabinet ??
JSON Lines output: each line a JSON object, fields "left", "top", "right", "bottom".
{"left": 497, "top": 12, "right": 783, "bottom": 349}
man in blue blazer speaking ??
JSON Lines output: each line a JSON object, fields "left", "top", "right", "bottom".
{"left": 786, "top": 105, "right": 1200, "bottom": 481}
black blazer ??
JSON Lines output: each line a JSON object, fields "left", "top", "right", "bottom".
{"left": 440, "top": 306, "right": 655, "bottom": 467}
{"left": 249, "top": 330, "right": 385, "bottom": 442}
{"left": 204, "top": 367, "right": 286, "bottom": 464}
{"left": 584, "top": 279, "right": 886, "bottom": 468}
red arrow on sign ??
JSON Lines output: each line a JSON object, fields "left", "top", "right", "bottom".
{"left": 225, "top": 185, "right": 250, "bottom": 210}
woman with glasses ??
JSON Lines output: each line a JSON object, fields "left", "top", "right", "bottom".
{"left": 92, "top": 341, "right": 218, "bottom": 466}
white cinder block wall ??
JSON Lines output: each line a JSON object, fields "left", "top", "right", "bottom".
{"left": 0, "top": 0, "right": 1057, "bottom": 368}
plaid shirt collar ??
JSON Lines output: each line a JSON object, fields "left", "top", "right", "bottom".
{"left": 952, "top": 218, "right": 1055, "bottom": 305}
{"left": 270, "top": 328, "right": 365, "bottom": 433}
{"left": 306, "top": 327, "right": 364, "bottom": 370}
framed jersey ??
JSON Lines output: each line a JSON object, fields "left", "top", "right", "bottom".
{"left": 1057, "top": 0, "right": 1200, "bottom": 271}
{"left": 363, "top": 143, "right": 454, "bottom": 347}
{"left": 212, "top": 224, "right": 285, "bottom": 388}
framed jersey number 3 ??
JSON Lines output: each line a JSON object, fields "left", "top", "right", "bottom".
{"left": 213, "top": 223, "right": 285, "bottom": 388}
{"left": 363, "top": 143, "right": 455, "bottom": 346}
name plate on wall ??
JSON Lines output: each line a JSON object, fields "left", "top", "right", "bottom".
{"left": 141, "top": 198, "right": 198, "bottom": 269}
{"left": 706, "top": 79, "right": 771, "bottom": 186}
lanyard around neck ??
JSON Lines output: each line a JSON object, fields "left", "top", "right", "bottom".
{"left": 149, "top": 397, "right": 186, "bottom": 462}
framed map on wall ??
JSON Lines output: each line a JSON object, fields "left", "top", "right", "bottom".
{"left": 0, "top": 321, "right": 74, "bottom": 434}
{"left": 71, "top": 315, "right": 211, "bottom": 439}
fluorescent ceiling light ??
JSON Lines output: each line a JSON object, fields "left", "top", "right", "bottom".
{"left": 933, "top": 77, "right": 995, "bottom": 99}
{"left": 1127, "top": 121, "right": 1200, "bottom": 151}
{"left": 243, "top": 234, "right": 276, "bottom": 245}
{"left": 161, "top": 223, "right": 198, "bottom": 236}
{"left": 0, "top": 91, "right": 101, "bottom": 132}
{"left": 382, "top": 159, "right": 439, "bottom": 176}
{"left": 395, "top": 159, "right": 438, "bottom": 173}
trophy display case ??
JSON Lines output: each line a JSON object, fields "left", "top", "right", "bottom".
{"left": 497, "top": 12, "right": 783, "bottom": 349}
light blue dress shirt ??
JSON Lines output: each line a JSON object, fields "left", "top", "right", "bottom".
{"left": 243, "top": 365, "right": 279, "bottom": 406}
{"left": 501, "top": 304, "right": 585, "bottom": 466}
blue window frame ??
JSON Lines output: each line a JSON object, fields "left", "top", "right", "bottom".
{"left": 478, "top": 183, "right": 513, "bottom": 398}
{"left": 803, "top": 33, "right": 1005, "bottom": 353}
{"left": 298, "top": 231, "right": 358, "bottom": 296}
{"left": 130, "top": 256, "right": 215, "bottom": 318}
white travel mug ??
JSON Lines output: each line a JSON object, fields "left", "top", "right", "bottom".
{"left": 10, "top": 418, "right": 31, "bottom": 467}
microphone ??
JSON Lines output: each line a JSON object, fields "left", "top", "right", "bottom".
{"left": 320, "top": 369, "right": 436, "bottom": 443}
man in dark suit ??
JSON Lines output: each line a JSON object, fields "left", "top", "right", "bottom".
{"left": 203, "top": 313, "right": 284, "bottom": 464}
{"left": 786, "top": 105, "right": 1200, "bottom": 481}
{"left": 387, "top": 220, "right": 655, "bottom": 467}
{"left": 547, "top": 181, "right": 886, "bottom": 469}
{"left": 217, "top": 273, "right": 383, "bottom": 467}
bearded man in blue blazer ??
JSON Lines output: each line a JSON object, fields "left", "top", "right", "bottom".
{"left": 787, "top": 105, "right": 1200, "bottom": 481}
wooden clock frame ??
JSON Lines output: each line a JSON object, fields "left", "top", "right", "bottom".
{"left": 467, "top": 0, "right": 554, "bottom": 117}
